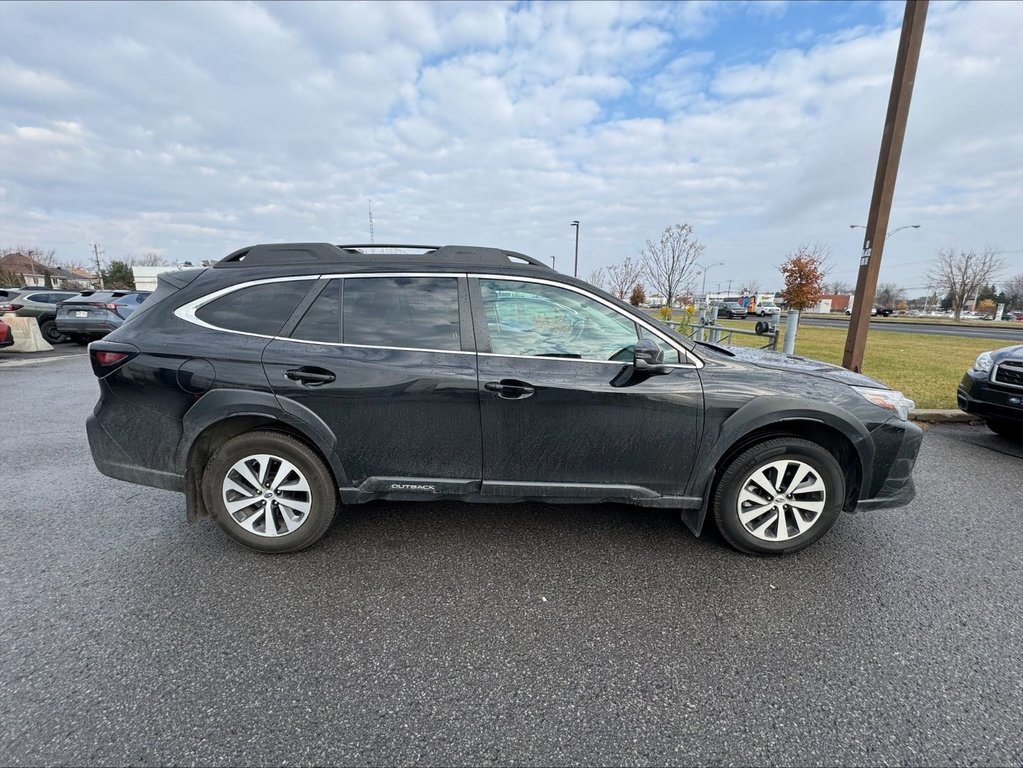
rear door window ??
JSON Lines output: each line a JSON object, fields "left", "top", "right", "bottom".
{"left": 342, "top": 276, "right": 460, "bottom": 351}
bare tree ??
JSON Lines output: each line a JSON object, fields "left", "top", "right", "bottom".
{"left": 1003, "top": 272, "right": 1023, "bottom": 310}
{"left": 824, "top": 279, "right": 853, "bottom": 295}
{"left": 130, "top": 252, "right": 169, "bottom": 267}
{"left": 605, "top": 256, "right": 643, "bottom": 300}
{"left": 586, "top": 267, "right": 607, "bottom": 291}
{"left": 927, "top": 247, "right": 1005, "bottom": 321}
{"left": 875, "top": 282, "right": 905, "bottom": 309}
{"left": 640, "top": 223, "right": 703, "bottom": 307}
{"left": 739, "top": 280, "right": 761, "bottom": 296}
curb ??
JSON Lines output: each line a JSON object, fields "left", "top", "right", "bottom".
{"left": 909, "top": 409, "right": 978, "bottom": 424}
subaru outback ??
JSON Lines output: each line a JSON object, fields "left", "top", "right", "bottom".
{"left": 86, "top": 243, "right": 922, "bottom": 555}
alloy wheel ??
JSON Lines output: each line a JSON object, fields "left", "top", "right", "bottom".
{"left": 736, "top": 458, "right": 826, "bottom": 542}
{"left": 221, "top": 453, "right": 312, "bottom": 537}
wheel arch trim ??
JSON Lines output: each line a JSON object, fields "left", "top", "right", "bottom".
{"left": 176, "top": 389, "right": 348, "bottom": 487}
{"left": 682, "top": 397, "right": 874, "bottom": 536}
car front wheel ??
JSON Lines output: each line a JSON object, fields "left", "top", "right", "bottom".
{"left": 712, "top": 437, "right": 845, "bottom": 555}
{"left": 202, "top": 430, "right": 338, "bottom": 553}
{"left": 985, "top": 419, "right": 1021, "bottom": 441}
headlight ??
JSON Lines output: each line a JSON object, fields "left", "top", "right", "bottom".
{"left": 973, "top": 351, "right": 993, "bottom": 374}
{"left": 852, "top": 386, "right": 915, "bottom": 420}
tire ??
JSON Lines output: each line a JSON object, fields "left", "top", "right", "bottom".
{"left": 202, "top": 430, "right": 338, "bottom": 553}
{"left": 712, "top": 437, "right": 845, "bottom": 556}
{"left": 40, "top": 319, "right": 67, "bottom": 344}
{"left": 986, "top": 419, "right": 1022, "bottom": 441}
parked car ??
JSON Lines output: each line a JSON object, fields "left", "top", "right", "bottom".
{"left": 717, "top": 301, "right": 749, "bottom": 319}
{"left": 752, "top": 300, "right": 778, "bottom": 317}
{"left": 0, "top": 318, "right": 13, "bottom": 349}
{"left": 86, "top": 242, "right": 922, "bottom": 556}
{"left": 957, "top": 344, "right": 1023, "bottom": 439}
{"left": 55, "top": 290, "right": 151, "bottom": 344}
{"left": 0, "top": 288, "right": 81, "bottom": 344}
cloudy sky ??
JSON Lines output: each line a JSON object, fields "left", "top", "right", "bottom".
{"left": 1, "top": 0, "right": 1020, "bottom": 295}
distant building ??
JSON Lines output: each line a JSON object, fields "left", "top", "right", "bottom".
{"left": 132, "top": 263, "right": 197, "bottom": 291}
{"left": 0, "top": 252, "right": 87, "bottom": 289}
{"left": 822, "top": 294, "right": 852, "bottom": 313}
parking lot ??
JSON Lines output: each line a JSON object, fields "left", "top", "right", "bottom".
{"left": 2, "top": 348, "right": 1021, "bottom": 766}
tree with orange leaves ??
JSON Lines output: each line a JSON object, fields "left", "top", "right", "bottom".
{"left": 779, "top": 243, "right": 829, "bottom": 311}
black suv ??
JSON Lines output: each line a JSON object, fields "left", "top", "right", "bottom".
{"left": 87, "top": 243, "right": 922, "bottom": 555}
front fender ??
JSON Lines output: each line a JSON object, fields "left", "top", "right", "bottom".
{"left": 682, "top": 396, "right": 874, "bottom": 535}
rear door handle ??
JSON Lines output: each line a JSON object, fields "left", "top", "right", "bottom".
{"left": 285, "top": 367, "right": 336, "bottom": 386}
{"left": 484, "top": 379, "right": 535, "bottom": 399}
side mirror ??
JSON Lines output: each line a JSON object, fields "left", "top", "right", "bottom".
{"left": 634, "top": 338, "right": 670, "bottom": 375}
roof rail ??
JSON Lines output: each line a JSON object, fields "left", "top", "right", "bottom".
{"left": 338, "top": 244, "right": 440, "bottom": 251}
{"left": 213, "top": 242, "right": 552, "bottom": 269}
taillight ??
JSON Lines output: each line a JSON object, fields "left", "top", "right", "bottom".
{"left": 0, "top": 303, "right": 23, "bottom": 312}
{"left": 95, "top": 351, "right": 129, "bottom": 366}
{"left": 89, "top": 342, "right": 139, "bottom": 377}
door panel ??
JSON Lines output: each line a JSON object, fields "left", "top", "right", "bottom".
{"left": 262, "top": 275, "right": 482, "bottom": 489}
{"left": 263, "top": 341, "right": 482, "bottom": 486}
{"left": 471, "top": 277, "right": 703, "bottom": 498}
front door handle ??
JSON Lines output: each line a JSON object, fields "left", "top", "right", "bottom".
{"left": 484, "top": 379, "right": 535, "bottom": 399}
{"left": 285, "top": 367, "right": 336, "bottom": 386}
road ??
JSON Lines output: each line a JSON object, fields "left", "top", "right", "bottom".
{"left": 2, "top": 351, "right": 1021, "bottom": 766}
{"left": 641, "top": 309, "right": 1023, "bottom": 341}
{"left": 795, "top": 316, "right": 1023, "bottom": 341}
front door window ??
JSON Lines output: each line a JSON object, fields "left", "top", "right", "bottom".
{"left": 478, "top": 279, "right": 642, "bottom": 362}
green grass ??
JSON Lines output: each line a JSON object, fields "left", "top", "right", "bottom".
{"left": 710, "top": 321, "right": 1012, "bottom": 409}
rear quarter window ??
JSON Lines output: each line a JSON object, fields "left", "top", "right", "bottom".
{"left": 195, "top": 280, "right": 314, "bottom": 336}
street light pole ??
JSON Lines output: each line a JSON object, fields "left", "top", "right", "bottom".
{"left": 548, "top": 255, "right": 556, "bottom": 271}
{"left": 695, "top": 261, "right": 724, "bottom": 301}
{"left": 570, "top": 221, "right": 580, "bottom": 277}
{"left": 849, "top": 223, "right": 921, "bottom": 241}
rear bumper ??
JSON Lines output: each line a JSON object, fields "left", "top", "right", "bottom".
{"left": 853, "top": 419, "right": 923, "bottom": 511}
{"left": 87, "top": 412, "right": 184, "bottom": 492}
{"left": 56, "top": 317, "right": 118, "bottom": 336}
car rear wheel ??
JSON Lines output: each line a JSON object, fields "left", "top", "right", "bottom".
{"left": 39, "top": 319, "right": 67, "bottom": 344}
{"left": 712, "top": 437, "right": 845, "bottom": 555}
{"left": 202, "top": 430, "right": 338, "bottom": 553}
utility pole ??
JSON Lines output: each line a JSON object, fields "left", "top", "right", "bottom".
{"left": 368, "top": 199, "right": 375, "bottom": 244}
{"left": 843, "top": 0, "right": 928, "bottom": 372}
{"left": 91, "top": 243, "right": 106, "bottom": 290}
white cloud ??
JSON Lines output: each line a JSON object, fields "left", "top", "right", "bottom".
{"left": 0, "top": 0, "right": 1019, "bottom": 293}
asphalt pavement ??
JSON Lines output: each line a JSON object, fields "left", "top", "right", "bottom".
{"left": 1, "top": 353, "right": 1021, "bottom": 766}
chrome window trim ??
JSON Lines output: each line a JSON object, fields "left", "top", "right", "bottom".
{"left": 175, "top": 273, "right": 466, "bottom": 350}
{"left": 472, "top": 273, "right": 703, "bottom": 369}
{"left": 268, "top": 336, "right": 474, "bottom": 356}
{"left": 174, "top": 276, "right": 318, "bottom": 337}
{"left": 175, "top": 271, "right": 704, "bottom": 368}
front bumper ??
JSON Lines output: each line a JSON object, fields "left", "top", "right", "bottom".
{"left": 957, "top": 371, "right": 1023, "bottom": 425}
{"left": 853, "top": 419, "right": 923, "bottom": 512}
